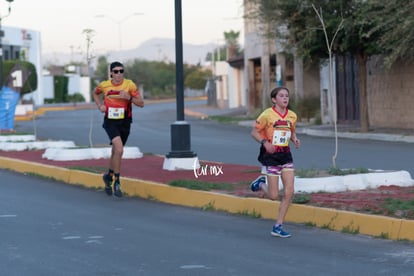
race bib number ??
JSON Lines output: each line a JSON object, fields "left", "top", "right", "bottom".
{"left": 108, "top": 107, "right": 125, "bottom": 119}
{"left": 272, "top": 130, "right": 291, "bottom": 146}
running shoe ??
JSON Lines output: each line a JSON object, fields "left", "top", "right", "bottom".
{"left": 250, "top": 175, "right": 266, "bottom": 192}
{"left": 114, "top": 182, "right": 123, "bottom": 197}
{"left": 102, "top": 173, "right": 113, "bottom": 196}
{"left": 271, "top": 225, "right": 291, "bottom": 238}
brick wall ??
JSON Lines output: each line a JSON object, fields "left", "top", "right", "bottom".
{"left": 368, "top": 57, "right": 414, "bottom": 129}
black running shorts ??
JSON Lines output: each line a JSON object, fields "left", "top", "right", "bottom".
{"left": 102, "top": 117, "right": 132, "bottom": 145}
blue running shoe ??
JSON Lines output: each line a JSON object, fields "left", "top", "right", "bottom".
{"left": 113, "top": 181, "right": 123, "bottom": 198}
{"left": 250, "top": 175, "right": 266, "bottom": 192}
{"left": 271, "top": 225, "right": 291, "bottom": 238}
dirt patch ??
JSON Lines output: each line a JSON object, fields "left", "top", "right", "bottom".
{"left": 307, "top": 185, "right": 414, "bottom": 219}
{"left": 213, "top": 180, "right": 414, "bottom": 220}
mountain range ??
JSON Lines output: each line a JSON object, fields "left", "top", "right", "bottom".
{"left": 43, "top": 38, "right": 219, "bottom": 67}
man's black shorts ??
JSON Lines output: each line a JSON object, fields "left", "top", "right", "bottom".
{"left": 102, "top": 118, "right": 132, "bottom": 145}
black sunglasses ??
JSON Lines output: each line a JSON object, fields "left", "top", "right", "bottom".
{"left": 112, "top": 69, "right": 124, "bottom": 74}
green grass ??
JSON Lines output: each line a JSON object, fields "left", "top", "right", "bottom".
{"left": 25, "top": 172, "right": 56, "bottom": 180}
{"left": 382, "top": 198, "right": 414, "bottom": 216}
{"left": 146, "top": 194, "right": 159, "bottom": 201}
{"left": 201, "top": 202, "right": 216, "bottom": 211}
{"left": 68, "top": 166, "right": 107, "bottom": 174}
{"left": 328, "top": 167, "right": 369, "bottom": 175}
{"left": 341, "top": 224, "right": 360, "bottom": 235}
{"left": 295, "top": 168, "right": 323, "bottom": 178}
{"left": 292, "top": 193, "right": 311, "bottom": 204}
{"left": 168, "top": 179, "right": 234, "bottom": 191}
{"left": 208, "top": 113, "right": 259, "bottom": 124}
{"left": 375, "top": 232, "right": 390, "bottom": 239}
{"left": 237, "top": 209, "right": 262, "bottom": 218}
{"left": 296, "top": 167, "right": 370, "bottom": 178}
{"left": 304, "top": 222, "right": 316, "bottom": 227}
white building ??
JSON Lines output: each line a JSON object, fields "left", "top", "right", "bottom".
{"left": 3, "top": 26, "right": 91, "bottom": 108}
{"left": 2, "top": 25, "right": 43, "bottom": 105}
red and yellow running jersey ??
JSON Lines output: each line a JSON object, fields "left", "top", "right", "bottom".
{"left": 94, "top": 79, "right": 140, "bottom": 119}
{"left": 254, "top": 106, "right": 297, "bottom": 148}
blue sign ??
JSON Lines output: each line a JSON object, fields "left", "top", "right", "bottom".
{"left": 0, "top": 86, "right": 20, "bottom": 130}
{"left": 0, "top": 62, "right": 33, "bottom": 131}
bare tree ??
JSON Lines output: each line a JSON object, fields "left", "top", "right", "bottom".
{"left": 312, "top": 5, "right": 344, "bottom": 168}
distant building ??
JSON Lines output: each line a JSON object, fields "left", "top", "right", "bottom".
{"left": 2, "top": 25, "right": 43, "bottom": 104}
{"left": 3, "top": 25, "right": 91, "bottom": 107}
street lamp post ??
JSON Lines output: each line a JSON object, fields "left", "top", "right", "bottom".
{"left": 162, "top": 0, "right": 198, "bottom": 171}
{"left": 0, "top": 0, "right": 14, "bottom": 88}
{"left": 95, "top": 12, "right": 143, "bottom": 59}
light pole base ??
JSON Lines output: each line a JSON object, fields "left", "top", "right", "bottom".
{"left": 162, "top": 156, "right": 200, "bottom": 171}
{"left": 164, "top": 121, "right": 198, "bottom": 170}
{"left": 166, "top": 121, "right": 197, "bottom": 157}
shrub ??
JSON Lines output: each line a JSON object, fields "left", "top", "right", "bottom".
{"left": 66, "top": 93, "right": 85, "bottom": 104}
{"left": 296, "top": 96, "right": 320, "bottom": 122}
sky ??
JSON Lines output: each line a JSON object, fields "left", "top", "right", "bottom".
{"left": 2, "top": 0, "right": 244, "bottom": 55}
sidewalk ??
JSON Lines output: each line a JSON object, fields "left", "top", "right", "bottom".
{"left": 2, "top": 101, "right": 414, "bottom": 241}
{"left": 184, "top": 103, "right": 414, "bottom": 144}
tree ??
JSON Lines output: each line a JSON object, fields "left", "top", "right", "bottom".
{"left": 2, "top": 60, "right": 37, "bottom": 94}
{"left": 204, "top": 30, "right": 241, "bottom": 62}
{"left": 247, "top": 0, "right": 385, "bottom": 132}
{"left": 185, "top": 68, "right": 212, "bottom": 89}
{"left": 224, "top": 30, "right": 241, "bottom": 59}
{"left": 312, "top": 4, "right": 344, "bottom": 168}
{"left": 366, "top": 0, "right": 414, "bottom": 68}
{"left": 95, "top": 56, "right": 109, "bottom": 81}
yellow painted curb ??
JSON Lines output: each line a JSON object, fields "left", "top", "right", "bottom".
{"left": 14, "top": 98, "right": 207, "bottom": 121}
{"left": 0, "top": 157, "right": 71, "bottom": 183}
{"left": 183, "top": 108, "right": 209, "bottom": 119}
{"left": 1, "top": 156, "right": 413, "bottom": 241}
{"left": 15, "top": 106, "right": 82, "bottom": 121}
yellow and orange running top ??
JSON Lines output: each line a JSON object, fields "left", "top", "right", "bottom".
{"left": 255, "top": 106, "right": 297, "bottom": 148}
{"left": 94, "top": 79, "right": 140, "bottom": 119}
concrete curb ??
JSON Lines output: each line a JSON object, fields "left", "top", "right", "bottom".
{"left": 1, "top": 156, "right": 413, "bottom": 241}
{"left": 295, "top": 171, "right": 414, "bottom": 193}
{"left": 297, "top": 128, "right": 414, "bottom": 143}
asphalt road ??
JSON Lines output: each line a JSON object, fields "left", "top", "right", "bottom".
{"left": 14, "top": 100, "right": 414, "bottom": 176}
{"left": 1, "top": 170, "right": 414, "bottom": 275}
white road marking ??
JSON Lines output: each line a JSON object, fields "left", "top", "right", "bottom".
{"left": 88, "top": 235, "right": 104, "bottom": 239}
{"left": 0, "top": 214, "right": 17, "bottom": 218}
{"left": 62, "top": 236, "right": 81, "bottom": 240}
{"left": 180, "top": 265, "right": 210, "bottom": 269}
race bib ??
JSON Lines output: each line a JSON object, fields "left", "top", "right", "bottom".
{"left": 272, "top": 130, "right": 291, "bottom": 146}
{"left": 108, "top": 107, "right": 125, "bottom": 119}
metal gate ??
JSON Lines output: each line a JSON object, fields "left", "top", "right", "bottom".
{"left": 335, "top": 54, "right": 360, "bottom": 123}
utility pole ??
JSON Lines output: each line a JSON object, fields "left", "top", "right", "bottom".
{"left": 0, "top": 0, "right": 14, "bottom": 88}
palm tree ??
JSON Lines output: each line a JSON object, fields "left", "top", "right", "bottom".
{"left": 224, "top": 30, "right": 240, "bottom": 59}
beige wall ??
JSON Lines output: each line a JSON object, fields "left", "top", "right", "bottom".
{"left": 368, "top": 57, "right": 414, "bottom": 129}
{"left": 303, "top": 64, "right": 321, "bottom": 98}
